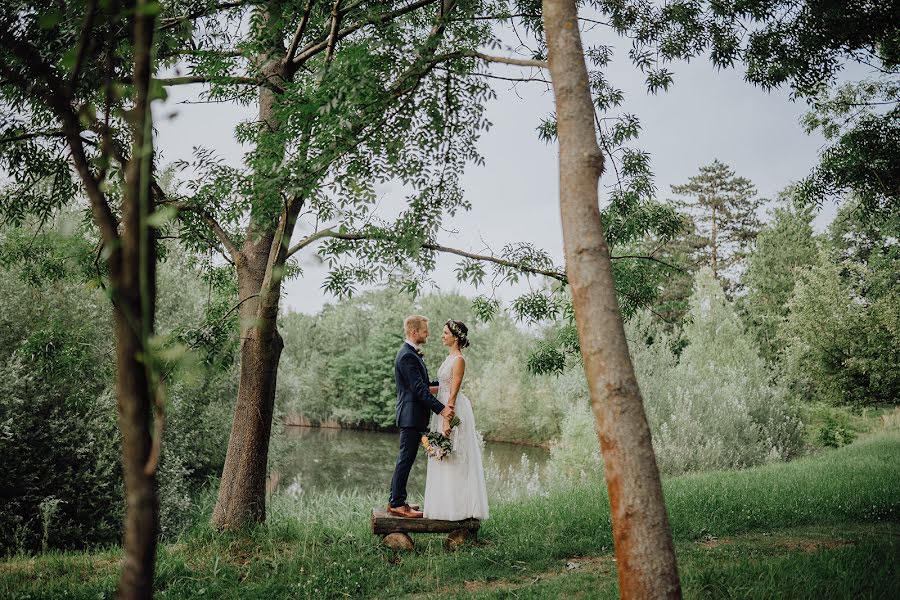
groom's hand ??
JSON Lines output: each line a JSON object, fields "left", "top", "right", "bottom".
{"left": 440, "top": 405, "right": 455, "bottom": 420}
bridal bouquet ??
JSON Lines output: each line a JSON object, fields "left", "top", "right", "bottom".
{"left": 421, "top": 415, "right": 461, "bottom": 460}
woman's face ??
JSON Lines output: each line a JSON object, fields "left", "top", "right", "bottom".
{"left": 441, "top": 325, "right": 455, "bottom": 348}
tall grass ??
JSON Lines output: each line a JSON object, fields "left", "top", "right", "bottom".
{"left": 1, "top": 432, "right": 897, "bottom": 599}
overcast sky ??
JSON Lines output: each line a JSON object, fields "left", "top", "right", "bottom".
{"left": 154, "top": 20, "right": 858, "bottom": 316}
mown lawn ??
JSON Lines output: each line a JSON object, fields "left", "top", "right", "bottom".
{"left": 2, "top": 431, "right": 898, "bottom": 599}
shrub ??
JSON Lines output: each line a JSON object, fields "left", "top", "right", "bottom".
{"left": 546, "top": 269, "right": 804, "bottom": 479}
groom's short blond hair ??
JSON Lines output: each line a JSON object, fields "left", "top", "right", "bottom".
{"left": 404, "top": 315, "right": 429, "bottom": 336}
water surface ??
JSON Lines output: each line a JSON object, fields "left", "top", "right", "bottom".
{"left": 271, "top": 426, "right": 549, "bottom": 499}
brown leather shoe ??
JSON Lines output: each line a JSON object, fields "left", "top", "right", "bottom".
{"left": 388, "top": 504, "right": 424, "bottom": 518}
{"left": 406, "top": 504, "right": 420, "bottom": 511}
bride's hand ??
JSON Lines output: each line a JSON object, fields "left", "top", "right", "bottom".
{"left": 442, "top": 417, "right": 452, "bottom": 437}
{"left": 429, "top": 385, "right": 439, "bottom": 395}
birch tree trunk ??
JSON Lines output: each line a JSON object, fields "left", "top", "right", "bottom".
{"left": 541, "top": 1, "right": 681, "bottom": 597}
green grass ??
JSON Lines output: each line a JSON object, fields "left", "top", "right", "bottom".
{"left": 2, "top": 431, "right": 898, "bottom": 599}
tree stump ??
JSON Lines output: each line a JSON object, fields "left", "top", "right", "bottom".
{"left": 445, "top": 528, "right": 473, "bottom": 550}
{"left": 382, "top": 532, "right": 414, "bottom": 550}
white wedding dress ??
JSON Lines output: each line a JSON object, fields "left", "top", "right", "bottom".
{"left": 423, "top": 354, "right": 490, "bottom": 521}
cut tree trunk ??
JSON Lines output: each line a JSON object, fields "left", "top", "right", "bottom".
{"left": 370, "top": 509, "right": 481, "bottom": 535}
{"left": 542, "top": 1, "right": 681, "bottom": 598}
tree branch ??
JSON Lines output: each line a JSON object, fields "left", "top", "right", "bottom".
{"left": 293, "top": 0, "right": 439, "bottom": 65}
{"left": 162, "top": 48, "right": 244, "bottom": 58}
{"left": 443, "top": 50, "right": 548, "bottom": 69}
{"left": 287, "top": 229, "right": 683, "bottom": 278}
{"left": 437, "top": 67, "right": 550, "bottom": 85}
{"left": 0, "top": 129, "right": 67, "bottom": 144}
{"left": 609, "top": 254, "right": 684, "bottom": 273}
{"left": 156, "top": 75, "right": 266, "bottom": 87}
{"left": 325, "top": 0, "right": 344, "bottom": 64}
{"left": 154, "top": 184, "right": 241, "bottom": 262}
{"left": 286, "top": 228, "right": 568, "bottom": 281}
{"left": 158, "top": 1, "right": 248, "bottom": 32}
{"left": 0, "top": 30, "right": 120, "bottom": 246}
{"left": 169, "top": 202, "right": 241, "bottom": 262}
{"left": 69, "top": 0, "right": 98, "bottom": 89}
{"left": 285, "top": 0, "right": 316, "bottom": 64}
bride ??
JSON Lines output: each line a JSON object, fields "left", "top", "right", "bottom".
{"left": 423, "top": 320, "right": 489, "bottom": 521}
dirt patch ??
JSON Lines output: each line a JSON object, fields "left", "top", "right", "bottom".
{"left": 416, "top": 554, "right": 617, "bottom": 597}
{"left": 697, "top": 534, "right": 855, "bottom": 553}
{"left": 698, "top": 537, "right": 733, "bottom": 548}
{"left": 776, "top": 537, "right": 854, "bottom": 553}
{"left": 0, "top": 558, "right": 35, "bottom": 576}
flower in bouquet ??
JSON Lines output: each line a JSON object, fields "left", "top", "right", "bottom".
{"left": 421, "top": 416, "right": 461, "bottom": 460}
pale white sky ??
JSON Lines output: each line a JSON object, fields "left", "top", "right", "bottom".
{"left": 154, "top": 20, "right": 861, "bottom": 315}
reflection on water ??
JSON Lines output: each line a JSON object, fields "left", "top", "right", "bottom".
{"left": 271, "top": 426, "right": 549, "bottom": 499}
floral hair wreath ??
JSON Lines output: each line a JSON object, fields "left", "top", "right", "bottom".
{"left": 445, "top": 320, "right": 468, "bottom": 346}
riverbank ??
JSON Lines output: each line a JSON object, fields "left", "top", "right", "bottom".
{"left": 2, "top": 429, "right": 897, "bottom": 599}
{"left": 281, "top": 415, "right": 552, "bottom": 449}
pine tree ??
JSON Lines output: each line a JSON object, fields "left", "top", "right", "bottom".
{"left": 670, "top": 160, "right": 763, "bottom": 293}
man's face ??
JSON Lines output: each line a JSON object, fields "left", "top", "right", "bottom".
{"left": 415, "top": 323, "right": 429, "bottom": 345}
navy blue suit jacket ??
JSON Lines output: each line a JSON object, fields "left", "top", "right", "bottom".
{"left": 394, "top": 342, "right": 444, "bottom": 430}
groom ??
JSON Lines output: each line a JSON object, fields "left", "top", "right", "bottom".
{"left": 388, "top": 315, "right": 455, "bottom": 518}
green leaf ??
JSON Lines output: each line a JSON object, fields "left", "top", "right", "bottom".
{"left": 136, "top": 2, "right": 162, "bottom": 16}
{"left": 37, "top": 11, "right": 62, "bottom": 30}
{"left": 146, "top": 205, "right": 178, "bottom": 228}
{"left": 60, "top": 48, "right": 78, "bottom": 72}
{"left": 149, "top": 79, "right": 169, "bottom": 103}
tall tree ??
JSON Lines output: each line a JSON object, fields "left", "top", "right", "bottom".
{"left": 0, "top": 0, "right": 162, "bottom": 597}
{"left": 158, "top": 0, "right": 570, "bottom": 529}
{"left": 670, "top": 160, "right": 762, "bottom": 292}
{"left": 741, "top": 192, "right": 819, "bottom": 362}
{"left": 542, "top": 0, "right": 681, "bottom": 597}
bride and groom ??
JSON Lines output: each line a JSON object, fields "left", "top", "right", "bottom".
{"left": 388, "top": 315, "right": 489, "bottom": 521}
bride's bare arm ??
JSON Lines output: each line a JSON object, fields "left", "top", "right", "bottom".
{"left": 447, "top": 356, "right": 465, "bottom": 410}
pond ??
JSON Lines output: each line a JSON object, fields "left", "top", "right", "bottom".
{"left": 270, "top": 426, "right": 550, "bottom": 499}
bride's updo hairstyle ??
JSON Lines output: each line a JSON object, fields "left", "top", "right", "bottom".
{"left": 446, "top": 320, "right": 470, "bottom": 349}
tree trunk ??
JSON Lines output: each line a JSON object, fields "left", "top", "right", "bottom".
{"left": 711, "top": 204, "right": 718, "bottom": 279}
{"left": 210, "top": 16, "right": 291, "bottom": 525}
{"left": 211, "top": 238, "right": 284, "bottom": 527}
{"left": 116, "top": 1, "right": 159, "bottom": 597}
{"left": 114, "top": 299, "right": 158, "bottom": 600}
{"left": 542, "top": 1, "right": 681, "bottom": 598}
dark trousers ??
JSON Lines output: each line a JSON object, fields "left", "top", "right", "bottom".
{"left": 389, "top": 427, "right": 421, "bottom": 508}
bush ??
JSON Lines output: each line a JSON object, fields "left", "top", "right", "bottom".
{"left": 779, "top": 250, "right": 900, "bottom": 406}
{"left": 0, "top": 231, "right": 239, "bottom": 551}
{"left": 546, "top": 269, "right": 804, "bottom": 479}
{"left": 546, "top": 400, "right": 602, "bottom": 485}
{"left": 0, "top": 276, "right": 122, "bottom": 554}
{"left": 640, "top": 269, "right": 803, "bottom": 473}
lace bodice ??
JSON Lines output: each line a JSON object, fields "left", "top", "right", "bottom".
{"left": 437, "top": 354, "right": 466, "bottom": 396}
